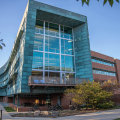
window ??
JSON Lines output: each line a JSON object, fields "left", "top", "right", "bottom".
{"left": 34, "top": 34, "right": 43, "bottom": 51}
{"left": 61, "top": 39, "right": 73, "bottom": 55}
{"left": 92, "top": 70, "right": 116, "bottom": 76}
{"left": 92, "top": 58, "right": 115, "bottom": 67}
{"left": 49, "top": 54, "right": 60, "bottom": 71}
{"left": 32, "top": 52, "right": 43, "bottom": 70}
{"left": 61, "top": 55, "right": 74, "bottom": 72}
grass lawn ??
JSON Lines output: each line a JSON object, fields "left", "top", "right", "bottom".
{"left": 114, "top": 119, "right": 120, "bottom": 120}
{"left": 4, "top": 107, "right": 16, "bottom": 112}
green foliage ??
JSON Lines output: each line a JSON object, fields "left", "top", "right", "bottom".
{"left": 97, "top": 101, "right": 114, "bottom": 109}
{"left": 64, "top": 80, "right": 114, "bottom": 109}
{"left": 76, "top": 0, "right": 120, "bottom": 7}
{"left": 0, "top": 39, "right": 5, "bottom": 50}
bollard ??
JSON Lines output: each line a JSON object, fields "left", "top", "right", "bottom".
{"left": 0, "top": 110, "right": 2, "bottom": 120}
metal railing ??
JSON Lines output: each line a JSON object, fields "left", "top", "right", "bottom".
{"left": 28, "top": 76, "right": 88, "bottom": 86}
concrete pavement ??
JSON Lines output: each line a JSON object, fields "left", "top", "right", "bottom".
{"left": 1, "top": 102, "right": 120, "bottom": 120}
{"left": 0, "top": 103, "right": 13, "bottom": 119}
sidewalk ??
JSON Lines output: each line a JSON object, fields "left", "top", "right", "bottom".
{"left": 1, "top": 102, "right": 120, "bottom": 120}
{"left": 0, "top": 103, "right": 13, "bottom": 119}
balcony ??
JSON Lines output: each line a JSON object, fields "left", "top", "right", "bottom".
{"left": 28, "top": 76, "right": 88, "bottom": 87}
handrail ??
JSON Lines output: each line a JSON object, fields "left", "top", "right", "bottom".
{"left": 28, "top": 75, "right": 88, "bottom": 86}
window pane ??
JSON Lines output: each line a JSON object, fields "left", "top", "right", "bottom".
{"left": 35, "top": 20, "right": 44, "bottom": 34}
{"left": 49, "top": 72, "right": 60, "bottom": 77}
{"left": 49, "top": 37, "right": 59, "bottom": 53}
{"left": 49, "top": 54, "right": 60, "bottom": 71}
{"left": 45, "top": 53, "right": 49, "bottom": 70}
{"left": 49, "top": 23, "right": 59, "bottom": 37}
{"left": 45, "top": 36, "right": 49, "bottom": 52}
{"left": 45, "top": 22, "right": 48, "bottom": 35}
{"left": 63, "top": 26, "right": 72, "bottom": 39}
{"left": 61, "top": 39, "right": 73, "bottom": 55}
{"left": 65, "top": 56, "right": 74, "bottom": 72}
{"left": 32, "top": 52, "right": 43, "bottom": 70}
{"left": 34, "top": 34, "right": 43, "bottom": 51}
{"left": 32, "top": 71, "right": 43, "bottom": 76}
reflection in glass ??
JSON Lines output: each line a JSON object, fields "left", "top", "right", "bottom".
{"left": 49, "top": 37, "right": 59, "bottom": 53}
{"left": 45, "top": 53, "right": 49, "bottom": 70}
{"left": 61, "top": 55, "right": 74, "bottom": 72}
{"left": 35, "top": 20, "right": 44, "bottom": 34}
{"left": 32, "top": 52, "right": 43, "bottom": 70}
{"left": 45, "top": 36, "right": 49, "bottom": 52}
{"left": 49, "top": 23, "right": 59, "bottom": 37}
{"left": 32, "top": 71, "right": 43, "bottom": 76}
{"left": 49, "top": 54, "right": 60, "bottom": 71}
{"left": 61, "top": 26, "right": 72, "bottom": 39}
{"left": 34, "top": 34, "right": 43, "bottom": 51}
{"left": 61, "top": 39, "right": 73, "bottom": 55}
{"left": 45, "top": 22, "right": 48, "bottom": 35}
{"left": 49, "top": 72, "right": 60, "bottom": 77}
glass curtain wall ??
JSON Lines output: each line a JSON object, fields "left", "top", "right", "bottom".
{"left": 32, "top": 20, "right": 76, "bottom": 79}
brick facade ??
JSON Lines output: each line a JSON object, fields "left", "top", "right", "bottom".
{"left": 91, "top": 51, "right": 119, "bottom": 82}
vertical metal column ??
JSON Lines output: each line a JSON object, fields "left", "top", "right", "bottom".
{"left": 43, "top": 21, "right": 45, "bottom": 77}
{"left": 17, "top": 94, "right": 20, "bottom": 106}
{"left": 59, "top": 25, "right": 62, "bottom": 84}
{"left": 0, "top": 110, "right": 2, "bottom": 120}
{"left": 13, "top": 95, "right": 16, "bottom": 105}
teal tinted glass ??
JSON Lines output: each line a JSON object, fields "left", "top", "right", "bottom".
{"left": 45, "top": 22, "right": 48, "bottom": 35}
{"left": 61, "top": 55, "right": 74, "bottom": 72}
{"left": 61, "top": 39, "right": 73, "bottom": 55}
{"left": 49, "top": 54, "right": 60, "bottom": 71}
{"left": 49, "top": 37, "right": 59, "bottom": 53}
{"left": 61, "top": 26, "right": 72, "bottom": 39}
{"left": 34, "top": 34, "right": 43, "bottom": 51}
{"left": 35, "top": 20, "right": 44, "bottom": 34}
{"left": 45, "top": 36, "right": 49, "bottom": 52}
{"left": 45, "top": 53, "right": 49, "bottom": 70}
{"left": 65, "top": 56, "right": 74, "bottom": 72}
{"left": 49, "top": 23, "right": 59, "bottom": 37}
{"left": 32, "top": 52, "right": 43, "bottom": 70}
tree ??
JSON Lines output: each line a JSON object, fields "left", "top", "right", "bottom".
{"left": 0, "top": 39, "right": 5, "bottom": 50}
{"left": 101, "top": 79, "right": 120, "bottom": 106}
{"left": 64, "top": 80, "right": 113, "bottom": 109}
{"left": 77, "top": 0, "right": 120, "bottom": 7}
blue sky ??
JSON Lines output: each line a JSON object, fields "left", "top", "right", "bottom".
{"left": 0, "top": 0, "right": 120, "bottom": 67}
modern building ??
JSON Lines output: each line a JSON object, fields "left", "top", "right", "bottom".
{"left": 91, "top": 50, "right": 120, "bottom": 83}
{"left": 0, "top": 0, "right": 93, "bottom": 109}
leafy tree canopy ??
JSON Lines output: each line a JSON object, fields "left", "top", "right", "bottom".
{"left": 76, "top": 0, "right": 120, "bottom": 7}
{"left": 64, "top": 80, "right": 114, "bottom": 109}
{"left": 0, "top": 39, "right": 5, "bottom": 50}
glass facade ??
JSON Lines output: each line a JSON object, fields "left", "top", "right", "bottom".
{"left": 32, "top": 20, "right": 75, "bottom": 78}
{"left": 92, "top": 69, "right": 116, "bottom": 76}
{"left": 92, "top": 58, "right": 114, "bottom": 67}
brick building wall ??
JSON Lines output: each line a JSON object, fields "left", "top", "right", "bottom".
{"left": 91, "top": 50, "right": 118, "bottom": 82}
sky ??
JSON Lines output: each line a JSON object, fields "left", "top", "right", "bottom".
{"left": 0, "top": 0, "right": 120, "bottom": 68}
